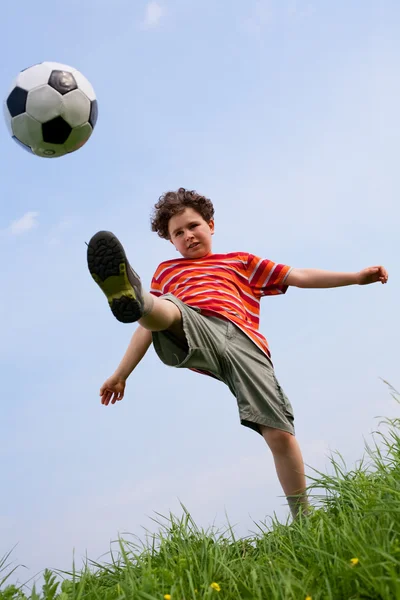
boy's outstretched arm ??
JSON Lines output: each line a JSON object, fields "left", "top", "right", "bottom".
{"left": 100, "top": 325, "right": 153, "bottom": 406}
{"left": 286, "top": 265, "right": 389, "bottom": 288}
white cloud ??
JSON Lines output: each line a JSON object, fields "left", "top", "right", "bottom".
{"left": 141, "top": 1, "right": 164, "bottom": 29}
{"left": 7, "top": 211, "right": 39, "bottom": 235}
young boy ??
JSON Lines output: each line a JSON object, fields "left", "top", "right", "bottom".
{"left": 87, "top": 188, "right": 388, "bottom": 520}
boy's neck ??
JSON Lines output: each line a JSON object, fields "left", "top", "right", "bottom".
{"left": 179, "top": 250, "right": 213, "bottom": 260}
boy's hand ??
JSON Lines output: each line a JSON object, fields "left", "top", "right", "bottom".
{"left": 357, "top": 266, "right": 388, "bottom": 285}
{"left": 100, "top": 374, "right": 126, "bottom": 406}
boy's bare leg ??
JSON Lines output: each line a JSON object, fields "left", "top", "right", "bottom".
{"left": 139, "top": 296, "right": 184, "bottom": 337}
{"left": 260, "top": 425, "right": 310, "bottom": 520}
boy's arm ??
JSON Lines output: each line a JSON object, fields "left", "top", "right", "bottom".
{"left": 286, "top": 265, "right": 388, "bottom": 289}
{"left": 114, "top": 325, "right": 153, "bottom": 379}
{"left": 99, "top": 326, "right": 153, "bottom": 406}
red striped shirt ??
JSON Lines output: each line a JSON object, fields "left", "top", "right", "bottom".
{"left": 150, "top": 252, "right": 292, "bottom": 367}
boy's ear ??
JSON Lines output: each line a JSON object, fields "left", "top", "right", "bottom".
{"left": 209, "top": 219, "right": 215, "bottom": 234}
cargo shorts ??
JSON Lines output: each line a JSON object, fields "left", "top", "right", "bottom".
{"left": 151, "top": 294, "right": 295, "bottom": 437}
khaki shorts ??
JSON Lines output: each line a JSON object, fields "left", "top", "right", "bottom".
{"left": 151, "top": 294, "right": 295, "bottom": 437}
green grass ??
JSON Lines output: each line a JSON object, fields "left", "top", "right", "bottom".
{"left": 2, "top": 383, "right": 399, "bottom": 600}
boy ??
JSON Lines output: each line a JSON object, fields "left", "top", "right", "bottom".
{"left": 87, "top": 188, "right": 388, "bottom": 520}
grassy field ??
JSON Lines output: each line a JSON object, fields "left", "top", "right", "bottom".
{"left": 1, "top": 384, "right": 399, "bottom": 600}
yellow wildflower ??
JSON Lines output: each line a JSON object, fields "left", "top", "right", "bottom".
{"left": 164, "top": 595, "right": 171, "bottom": 600}
{"left": 350, "top": 557, "right": 359, "bottom": 566}
{"left": 210, "top": 582, "right": 221, "bottom": 592}
{"left": 305, "top": 596, "right": 312, "bottom": 600}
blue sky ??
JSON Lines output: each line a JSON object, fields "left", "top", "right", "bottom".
{"left": 1, "top": 0, "right": 399, "bottom": 588}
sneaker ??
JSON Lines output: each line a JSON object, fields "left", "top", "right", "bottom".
{"left": 87, "top": 231, "right": 145, "bottom": 323}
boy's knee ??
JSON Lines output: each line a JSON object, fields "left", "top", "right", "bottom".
{"left": 260, "top": 426, "right": 293, "bottom": 453}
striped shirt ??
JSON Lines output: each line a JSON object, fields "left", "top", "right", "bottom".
{"left": 150, "top": 252, "right": 292, "bottom": 365}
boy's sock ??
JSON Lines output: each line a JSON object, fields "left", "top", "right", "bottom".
{"left": 287, "top": 495, "right": 310, "bottom": 520}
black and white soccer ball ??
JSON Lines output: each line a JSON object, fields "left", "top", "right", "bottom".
{"left": 3, "top": 62, "right": 98, "bottom": 158}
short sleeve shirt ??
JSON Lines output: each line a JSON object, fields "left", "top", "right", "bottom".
{"left": 150, "top": 252, "right": 292, "bottom": 361}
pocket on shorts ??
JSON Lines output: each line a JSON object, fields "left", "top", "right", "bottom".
{"left": 152, "top": 300, "right": 228, "bottom": 377}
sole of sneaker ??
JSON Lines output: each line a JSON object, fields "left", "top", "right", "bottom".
{"left": 87, "top": 231, "right": 144, "bottom": 323}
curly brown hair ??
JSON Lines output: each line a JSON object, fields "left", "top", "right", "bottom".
{"left": 150, "top": 187, "right": 215, "bottom": 240}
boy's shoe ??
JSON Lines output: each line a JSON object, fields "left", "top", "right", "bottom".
{"left": 87, "top": 231, "right": 145, "bottom": 323}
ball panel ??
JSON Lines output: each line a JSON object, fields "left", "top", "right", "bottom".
{"left": 49, "top": 70, "right": 78, "bottom": 95}
{"left": 26, "top": 85, "right": 63, "bottom": 123}
{"left": 60, "top": 89, "right": 90, "bottom": 127}
{"left": 42, "top": 116, "right": 72, "bottom": 144}
{"left": 11, "top": 113, "right": 43, "bottom": 147}
{"left": 16, "top": 63, "right": 53, "bottom": 91}
{"left": 89, "top": 99, "right": 98, "bottom": 129}
{"left": 7, "top": 87, "right": 28, "bottom": 117}
{"left": 72, "top": 70, "right": 96, "bottom": 101}
{"left": 32, "top": 142, "right": 67, "bottom": 158}
{"left": 64, "top": 122, "right": 93, "bottom": 153}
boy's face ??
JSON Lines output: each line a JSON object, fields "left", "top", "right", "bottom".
{"left": 168, "top": 207, "right": 214, "bottom": 259}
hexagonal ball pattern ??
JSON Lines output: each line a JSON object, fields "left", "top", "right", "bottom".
{"left": 42, "top": 116, "right": 72, "bottom": 144}
{"left": 64, "top": 122, "right": 93, "bottom": 153}
{"left": 26, "top": 85, "right": 63, "bottom": 123}
{"left": 49, "top": 70, "right": 78, "bottom": 95}
{"left": 5, "top": 62, "right": 97, "bottom": 158}
{"left": 11, "top": 113, "right": 43, "bottom": 148}
{"left": 16, "top": 63, "right": 54, "bottom": 91}
{"left": 6, "top": 87, "right": 28, "bottom": 117}
{"left": 60, "top": 89, "right": 90, "bottom": 127}
{"left": 72, "top": 70, "right": 96, "bottom": 101}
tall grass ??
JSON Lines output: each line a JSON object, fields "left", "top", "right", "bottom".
{"left": 2, "top": 383, "right": 399, "bottom": 600}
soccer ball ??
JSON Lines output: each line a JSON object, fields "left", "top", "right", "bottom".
{"left": 3, "top": 62, "right": 98, "bottom": 158}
